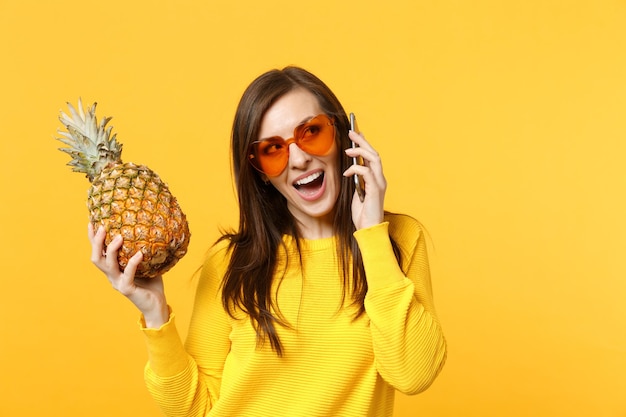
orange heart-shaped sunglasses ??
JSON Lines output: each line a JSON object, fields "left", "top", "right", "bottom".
{"left": 247, "top": 114, "right": 336, "bottom": 177}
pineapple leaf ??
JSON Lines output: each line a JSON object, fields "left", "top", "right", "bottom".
{"left": 56, "top": 99, "right": 123, "bottom": 182}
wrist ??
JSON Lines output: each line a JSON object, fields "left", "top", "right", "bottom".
{"left": 142, "top": 303, "right": 170, "bottom": 329}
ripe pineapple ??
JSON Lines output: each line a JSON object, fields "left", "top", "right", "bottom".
{"left": 56, "top": 99, "right": 190, "bottom": 278}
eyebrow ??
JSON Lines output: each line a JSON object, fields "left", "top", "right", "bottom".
{"left": 258, "top": 114, "right": 319, "bottom": 141}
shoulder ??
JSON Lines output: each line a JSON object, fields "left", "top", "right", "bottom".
{"left": 202, "top": 237, "right": 234, "bottom": 271}
{"left": 194, "top": 238, "right": 234, "bottom": 296}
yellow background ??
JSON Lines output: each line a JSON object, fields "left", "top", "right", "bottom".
{"left": 1, "top": 0, "right": 624, "bottom": 416}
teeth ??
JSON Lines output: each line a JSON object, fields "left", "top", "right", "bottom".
{"left": 295, "top": 171, "right": 322, "bottom": 186}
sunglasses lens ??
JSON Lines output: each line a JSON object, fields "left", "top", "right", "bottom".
{"left": 295, "top": 115, "right": 335, "bottom": 155}
{"left": 248, "top": 115, "right": 335, "bottom": 176}
{"left": 255, "top": 138, "right": 289, "bottom": 176}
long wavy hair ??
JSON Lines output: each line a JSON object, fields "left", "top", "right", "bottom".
{"left": 219, "top": 66, "right": 400, "bottom": 355}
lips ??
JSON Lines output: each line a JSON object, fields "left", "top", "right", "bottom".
{"left": 293, "top": 170, "right": 325, "bottom": 199}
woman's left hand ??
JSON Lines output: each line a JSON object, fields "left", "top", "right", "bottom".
{"left": 344, "top": 129, "right": 387, "bottom": 230}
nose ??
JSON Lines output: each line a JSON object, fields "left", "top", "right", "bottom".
{"left": 288, "top": 142, "right": 312, "bottom": 169}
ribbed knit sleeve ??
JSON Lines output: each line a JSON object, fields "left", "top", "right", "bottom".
{"left": 355, "top": 215, "right": 447, "bottom": 395}
{"left": 142, "top": 240, "right": 232, "bottom": 417}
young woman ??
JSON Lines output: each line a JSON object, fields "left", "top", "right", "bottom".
{"left": 89, "top": 66, "right": 447, "bottom": 416}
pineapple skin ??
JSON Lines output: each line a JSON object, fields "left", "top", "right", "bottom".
{"left": 88, "top": 162, "right": 190, "bottom": 278}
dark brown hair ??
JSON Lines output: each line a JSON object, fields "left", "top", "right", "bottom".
{"left": 219, "top": 66, "right": 399, "bottom": 355}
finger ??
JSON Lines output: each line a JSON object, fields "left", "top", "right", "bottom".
{"left": 105, "top": 234, "right": 123, "bottom": 268}
{"left": 347, "top": 133, "right": 381, "bottom": 166}
{"left": 107, "top": 234, "right": 123, "bottom": 253}
{"left": 343, "top": 163, "right": 366, "bottom": 178}
{"left": 347, "top": 161, "right": 387, "bottom": 203}
{"left": 348, "top": 130, "right": 374, "bottom": 152}
{"left": 346, "top": 146, "right": 378, "bottom": 167}
{"left": 124, "top": 250, "right": 143, "bottom": 277}
{"left": 90, "top": 226, "right": 107, "bottom": 265}
{"left": 345, "top": 149, "right": 386, "bottom": 188}
{"left": 355, "top": 148, "right": 384, "bottom": 181}
{"left": 116, "top": 251, "right": 143, "bottom": 296}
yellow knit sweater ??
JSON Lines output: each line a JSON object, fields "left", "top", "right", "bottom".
{"left": 142, "top": 214, "right": 447, "bottom": 416}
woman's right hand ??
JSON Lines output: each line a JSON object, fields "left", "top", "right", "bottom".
{"left": 88, "top": 223, "right": 170, "bottom": 328}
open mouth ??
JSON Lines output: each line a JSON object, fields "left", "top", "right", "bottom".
{"left": 294, "top": 171, "right": 325, "bottom": 195}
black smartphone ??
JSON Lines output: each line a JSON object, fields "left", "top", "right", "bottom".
{"left": 349, "top": 113, "right": 366, "bottom": 202}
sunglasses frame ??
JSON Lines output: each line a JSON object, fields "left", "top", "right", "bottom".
{"left": 247, "top": 114, "right": 336, "bottom": 177}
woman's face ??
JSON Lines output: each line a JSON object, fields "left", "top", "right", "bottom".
{"left": 258, "top": 88, "right": 340, "bottom": 238}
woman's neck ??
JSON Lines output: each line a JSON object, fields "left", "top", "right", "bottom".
{"left": 292, "top": 214, "right": 335, "bottom": 240}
